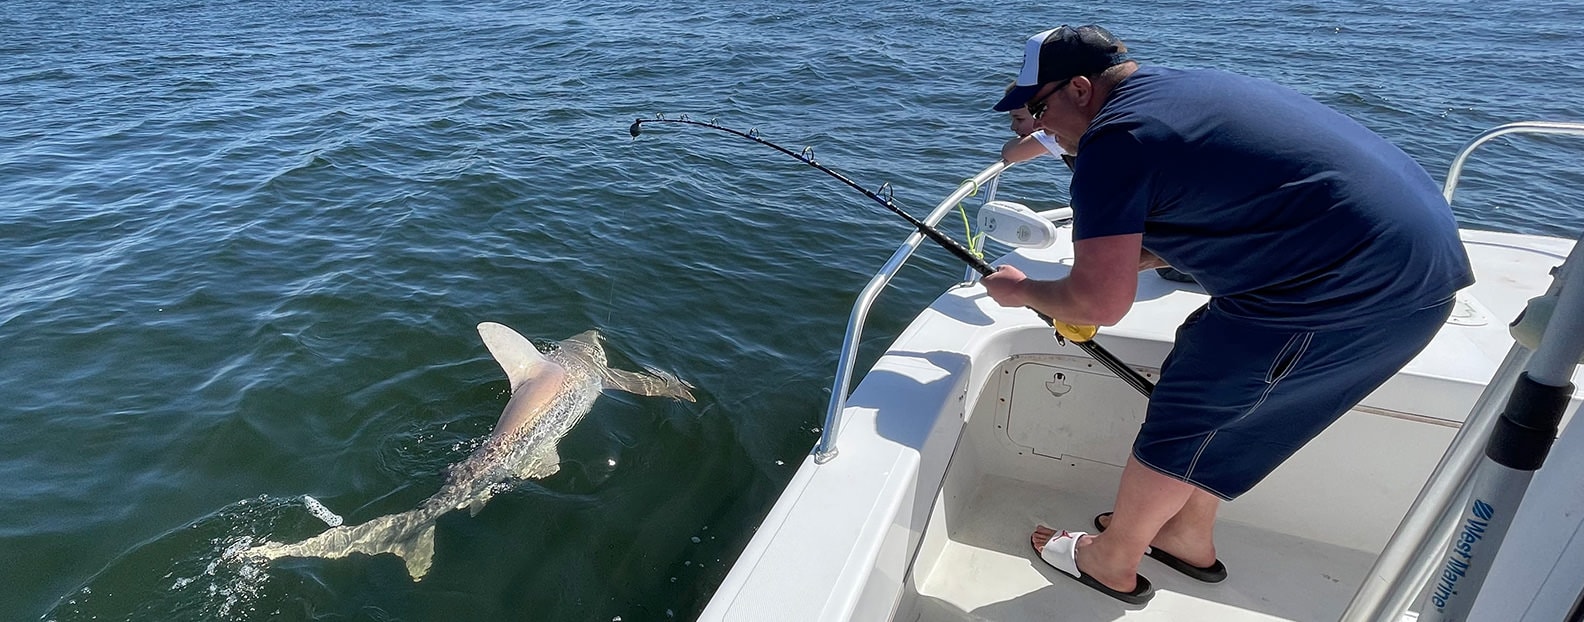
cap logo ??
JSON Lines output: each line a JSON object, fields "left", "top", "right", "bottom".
{"left": 1015, "top": 27, "right": 1063, "bottom": 87}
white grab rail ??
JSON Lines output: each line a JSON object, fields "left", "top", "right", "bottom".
{"left": 1342, "top": 120, "right": 1584, "bottom": 622}
{"left": 812, "top": 161, "right": 1009, "bottom": 462}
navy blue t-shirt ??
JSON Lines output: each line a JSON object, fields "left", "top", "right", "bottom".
{"left": 1071, "top": 66, "right": 1474, "bottom": 329}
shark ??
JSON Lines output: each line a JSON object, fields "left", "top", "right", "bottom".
{"left": 247, "top": 322, "right": 695, "bottom": 579}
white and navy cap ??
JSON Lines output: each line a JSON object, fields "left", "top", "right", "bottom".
{"left": 993, "top": 25, "right": 1133, "bottom": 112}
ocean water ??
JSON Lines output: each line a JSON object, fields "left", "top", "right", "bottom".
{"left": 2, "top": 0, "right": 1582, "bottom": 620}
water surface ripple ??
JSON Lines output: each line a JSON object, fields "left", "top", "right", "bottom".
{"left": 2, "top": 0, "right": 1582, "bottom": 620}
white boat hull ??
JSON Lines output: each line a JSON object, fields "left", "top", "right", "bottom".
{"left": 701, "top": 226, "right": 1582, "bottom": 622}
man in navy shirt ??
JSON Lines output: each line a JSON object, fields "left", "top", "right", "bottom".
{"left": 981, "top": 25, "right": 1473, "bottom": 605}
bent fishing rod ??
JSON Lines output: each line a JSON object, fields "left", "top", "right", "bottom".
{"left": 628, "top": 115, "right": 1154, "bottom": 398}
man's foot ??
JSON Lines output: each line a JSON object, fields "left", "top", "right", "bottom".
{"left": 1031, "top": 526, "right": 1152, "bottom": 598}
{"left": 1094, "top": 513, "right": 1227, "bottom": 582}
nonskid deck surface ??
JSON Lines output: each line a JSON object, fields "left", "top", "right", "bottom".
{"left": 911, "top": 475, "right": 1382, "bottom": 622}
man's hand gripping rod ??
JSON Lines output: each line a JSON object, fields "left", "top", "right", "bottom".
{"left": 630, "top": 115, "right": 1155, "bottom": 398}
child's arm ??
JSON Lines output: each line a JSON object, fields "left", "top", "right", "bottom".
{"left": 1001, "top": 134, "right": 1051, "bottom": 163}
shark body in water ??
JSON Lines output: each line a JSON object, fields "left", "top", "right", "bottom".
{"left": 248, "top": 322, "right": 695, "bottom": 579}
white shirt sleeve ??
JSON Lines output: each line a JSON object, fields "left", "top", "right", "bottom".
{"left": 1033, "top": 131, "right": 1064, "bottom": 158}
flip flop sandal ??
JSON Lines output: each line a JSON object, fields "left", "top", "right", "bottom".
{"left": 1093, "top": 512, "right": 1229, "bottom": 583}
{"left": 1033, "top": 529, "right": 1155, "bottom": 605}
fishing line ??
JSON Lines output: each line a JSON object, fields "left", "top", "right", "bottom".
{"left": 606, "top": 274, "right": 615, "bottom": 324}
{"left": 628, "top": 115, "right": 1154, "bottom": 397}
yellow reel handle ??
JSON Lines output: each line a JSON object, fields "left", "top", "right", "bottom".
{"left": 1029, "top": 309, "right": 1099, "bottom": 343}
{"left": 1054, "top": 322, "right": 1099, "bottom": 343}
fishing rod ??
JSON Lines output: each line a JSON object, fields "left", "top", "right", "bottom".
{"left": 628, "top": 115, "right": 1155, "bottom": 398}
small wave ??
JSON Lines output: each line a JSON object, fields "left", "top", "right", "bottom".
{"left": 40, "top": 496, "right": 302, "bottom": 622}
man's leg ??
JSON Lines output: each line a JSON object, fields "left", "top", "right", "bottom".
{"left": 1096, "top": 483, "right": 1221, "bottom": 568}
{"left": 1156, "top": 487, "right": 1220, "bottom": 564}
{"left": 1033, "top": 455, "right": 1198, "bottom": 592}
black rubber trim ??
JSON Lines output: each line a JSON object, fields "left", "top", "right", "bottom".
{"left": 1485, "top": 373, "right": 1573, "bottom": 470}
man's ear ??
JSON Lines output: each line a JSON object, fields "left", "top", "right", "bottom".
{"left": 1070, "top": 75, "right": 1096, "bottom": 106}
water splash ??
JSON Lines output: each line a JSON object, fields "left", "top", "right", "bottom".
{"left": 41, "top": 496, "right": 304, "bottom": 622}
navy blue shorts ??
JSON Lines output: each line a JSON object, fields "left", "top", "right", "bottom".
{"left": 1133, "top": 298, "right": 1454, "bottom": 500}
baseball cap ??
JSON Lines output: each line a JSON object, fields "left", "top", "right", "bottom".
{"left": 992, "top": 25, "right": 1133, "bottom": 112}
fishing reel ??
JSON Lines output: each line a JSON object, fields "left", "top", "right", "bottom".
{"left": 977, "top": 200, "right": 1068, "bottom": 249}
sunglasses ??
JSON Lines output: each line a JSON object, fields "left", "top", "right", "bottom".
{"left": 1025, "top": 78, "right": 1072, "bottom": 119}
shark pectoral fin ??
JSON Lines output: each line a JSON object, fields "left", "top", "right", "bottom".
{"left": 602, "top": 366, "right": 696, "bottom": 402}
{"left": 519, "top": 447, "right": 562, "bottom": 480}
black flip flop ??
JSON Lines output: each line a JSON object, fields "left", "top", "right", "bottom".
{"left": 1094, "top": 512, "right": 1229, "bottom": 583}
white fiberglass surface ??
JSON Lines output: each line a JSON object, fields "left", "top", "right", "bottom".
{"left": 901, "top": 350, "right": 1460, "bottom": 622}
{"left": 911, "top": 475, "right": 1375, "bottom": 622}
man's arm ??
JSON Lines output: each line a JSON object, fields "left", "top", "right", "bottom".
{"left": 981, "top": 233, "right": 1142, "bottom": 326}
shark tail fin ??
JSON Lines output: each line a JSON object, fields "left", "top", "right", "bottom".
{"left": 399, "top": 525, "right": 437, "bottom": 580}
{"left": 249, "top": 511, "right": 441, "bottom": 581}
{"left": 477, "top": 322, "right": 551, "bottom": 392}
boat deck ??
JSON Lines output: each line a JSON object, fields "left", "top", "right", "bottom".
{"left": 911, "top": 475, "right": 1376, "bottom": 622}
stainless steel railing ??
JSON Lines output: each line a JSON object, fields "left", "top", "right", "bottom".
{"left": 812, "top": 161, "right": 1010, "bottom": 462}
{"left": 1341, "top": 120, "right": 1584, "bottom": 622}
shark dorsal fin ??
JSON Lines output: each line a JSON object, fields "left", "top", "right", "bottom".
{"left": 477, "top": 322, "right": 550, "bottom": 392}
{"left": 566, "top": 330, "right": 601, "bottom": 346}
{"left": 554, "top": 330, "right": 608, "bottom": 369}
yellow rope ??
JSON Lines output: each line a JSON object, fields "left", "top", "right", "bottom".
{"left": 955, "top": 178, "right": 985, "bottom": 259}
